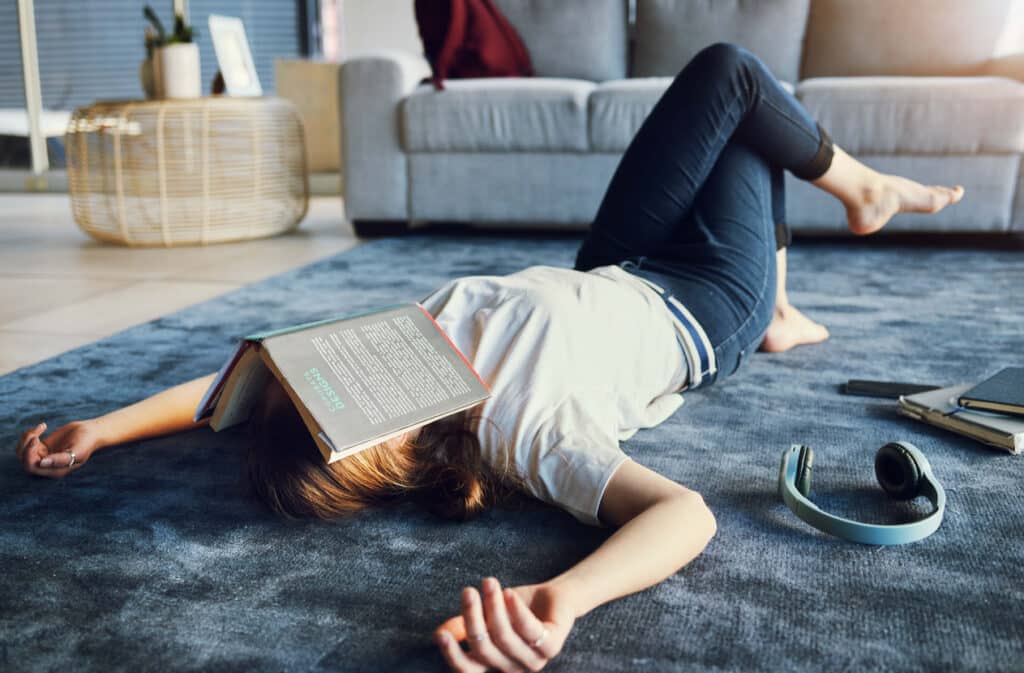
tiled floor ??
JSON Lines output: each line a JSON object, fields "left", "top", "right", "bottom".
{"left": 0, "top": 194, "right": 362, "bottom": 375}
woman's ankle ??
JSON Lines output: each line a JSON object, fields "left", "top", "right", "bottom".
{"left": 811, "top": 145, "right": 884, "bottom": 209}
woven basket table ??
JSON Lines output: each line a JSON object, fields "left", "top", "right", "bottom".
{"left": 66, "top": 97, "right": 309, "bottom": 246}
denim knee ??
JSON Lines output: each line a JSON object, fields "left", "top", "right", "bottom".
{"left": 685, "top": 42, "right": 756, "bottom": 80}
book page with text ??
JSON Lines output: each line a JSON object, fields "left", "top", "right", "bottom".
{"left": 262, "top": 304, "right": 489, "bottom": 455}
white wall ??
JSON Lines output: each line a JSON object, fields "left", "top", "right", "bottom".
{"left": 339, "top": 0, "right": 424, "bottom": 59}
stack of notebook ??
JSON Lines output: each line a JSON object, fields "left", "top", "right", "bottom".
{"left": 898, "top": 367, "right": 1024, "bottom": 454}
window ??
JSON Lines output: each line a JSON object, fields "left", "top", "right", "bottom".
{"left": 2, "top": 0, "right": 310, "bottom": 173}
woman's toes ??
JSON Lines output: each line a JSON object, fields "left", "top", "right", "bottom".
{"left": 899, "top": 181, "right": 943, "bottom": 213}
{"left": 926, "top": 185, "right": 963, "bottom": 212}
{"left": 847, "top": 179, "right": 963, "bottom": 233}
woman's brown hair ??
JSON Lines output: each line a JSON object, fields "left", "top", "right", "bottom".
{"left": 244, "top": 379, "right": 520, "bottom": 521}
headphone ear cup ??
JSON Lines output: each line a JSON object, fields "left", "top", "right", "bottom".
{"left": 874, "top": 442, "right": 922, "bottom": 500}
{"left": 796, "top": 445, "right": 814, "bottom": 497}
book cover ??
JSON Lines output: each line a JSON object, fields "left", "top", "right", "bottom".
{"left": 195, "top": 303, "right": 490, "bottom": 463}
{"left": 898, "top": 383, "right": 1024, "bottom": 454}
{"left": 957, "top": 367, "right": 1024, "bottom": 417}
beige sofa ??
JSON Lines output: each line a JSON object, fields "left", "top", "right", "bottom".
{"left": 340, "top": 0, "right": 1024, "bottom": 236}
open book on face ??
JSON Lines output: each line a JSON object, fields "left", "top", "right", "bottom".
{"left": 194, "top": 303, "right": 491, "bottom": 463}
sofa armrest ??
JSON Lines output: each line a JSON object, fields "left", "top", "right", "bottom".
{"left": 340, "top": 51, "right": 431, "bottom": 221}
{"left": 987, "top": 52, "right": 1024, "bottom": 83}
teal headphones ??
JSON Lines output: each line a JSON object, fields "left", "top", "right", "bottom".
{"left": 778, "top": 442, "right": 946, "bottom": 545}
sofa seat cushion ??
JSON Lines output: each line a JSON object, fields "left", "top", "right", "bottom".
{"left": 797, "top": 77, "right": 1024, "bottom": 154}
{"left": 402, "top": 78, "right": 594, "bottom": 152}
{"left": 589, "top": 78, "right": 794, "bottom": 152}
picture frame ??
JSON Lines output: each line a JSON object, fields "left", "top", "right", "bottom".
{"left": 208, "top": 15, "right": 263, "bottom": 97}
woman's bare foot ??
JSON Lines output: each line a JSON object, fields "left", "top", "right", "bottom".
{"left": 812, "top": 145, "right": 965, "bottom": 236}
{"left": 759, "top": 303, "right": 830, "bottom": 353}
{"left": 845, "top": 176, "right": 965, "bottom": 236}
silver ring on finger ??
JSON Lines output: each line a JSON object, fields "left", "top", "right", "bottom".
{"left": 531, "top": 628, "right": 549, "bottom": 649}
{"left": 468, "top": 631, "right": 488, "bottom": 642}
{"left": 67, "top": 450, "right": 77, "bottom": 467}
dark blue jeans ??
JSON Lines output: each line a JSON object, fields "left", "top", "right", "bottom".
{"left": 574, "top": 43, "right": 834, "bottom": 387}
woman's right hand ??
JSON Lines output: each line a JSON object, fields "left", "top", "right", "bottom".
{"left": 16, "top": 421, "right": 102, "bottom": 478}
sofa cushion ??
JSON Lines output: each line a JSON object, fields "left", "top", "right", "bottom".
{"left": 797, "top": 77, "right": 1024, "bottom": 154}
{"left": 632, "top": 0, "right": 810, "bottom": 82}
{"left": 589, "top": 78, "right": 795, "bottom": 152}
{"left": 402, "top": 78, "right": 594, "bottom": 152}
{"left": 801, "top": 0, "right": 1024, "bottom": 78}
{"left": 492, "top": 0, "right": 628, "bottom": 81}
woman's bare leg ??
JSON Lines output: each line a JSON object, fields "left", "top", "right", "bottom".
{"left": 759, "top": 247, "right": 829, "bottom": 352}
{"left": 815, "top": 145, "right": 965, "bottom": 236}
{"left": 760, "top": 145, "right": 965, "bottom": 352}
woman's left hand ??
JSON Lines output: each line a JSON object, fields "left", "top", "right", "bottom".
{"left": 16, "top": 421, "right": 101, "bottom": 478}
{"left": 434, "top": 577, "right": 576, "bottom": 672}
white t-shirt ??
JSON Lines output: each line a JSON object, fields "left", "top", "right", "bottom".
{"left": 419, "top": 264, "right": 690, "bottom": 527}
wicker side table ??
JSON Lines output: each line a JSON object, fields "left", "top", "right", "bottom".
{"left": 66, "top": 97, "right": 309, "bottom": 246}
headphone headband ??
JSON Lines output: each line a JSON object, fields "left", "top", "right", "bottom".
{"left": 778, "top": 443, "right": 946, "bottom": 546}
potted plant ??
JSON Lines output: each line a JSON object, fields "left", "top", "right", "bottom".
{"left": 140, "top": 25, "right": 159, "bottom": 99}
{"left": 143, "top": 4, "right": 201, "bottom": 99}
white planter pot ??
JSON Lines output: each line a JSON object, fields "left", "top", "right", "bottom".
{"left": 157, "top": 43, "right": 201, "bottom": 99}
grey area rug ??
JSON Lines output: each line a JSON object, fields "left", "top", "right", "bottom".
{"left": 2, "top": 232, "right": 1023, "bottom": 673}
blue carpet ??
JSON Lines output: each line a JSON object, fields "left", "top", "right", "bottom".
{"left": 2, "top": 232, "right": 1023, "bottom": 673}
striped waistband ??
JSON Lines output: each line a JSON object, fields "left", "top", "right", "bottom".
{"left": 619, "top": 261, "right": 718, "bottom": 388}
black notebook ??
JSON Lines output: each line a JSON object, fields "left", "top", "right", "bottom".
{"left": 958, "top": 367, "right": 1024, "bottom": 417}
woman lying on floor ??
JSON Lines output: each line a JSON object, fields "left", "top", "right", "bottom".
{"left": 17, "top": 44, "right": 962, "bottom": 673}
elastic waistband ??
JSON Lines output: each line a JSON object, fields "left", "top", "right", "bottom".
{"left": 618, "top": 261, "right": 718, "bottom": 388}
